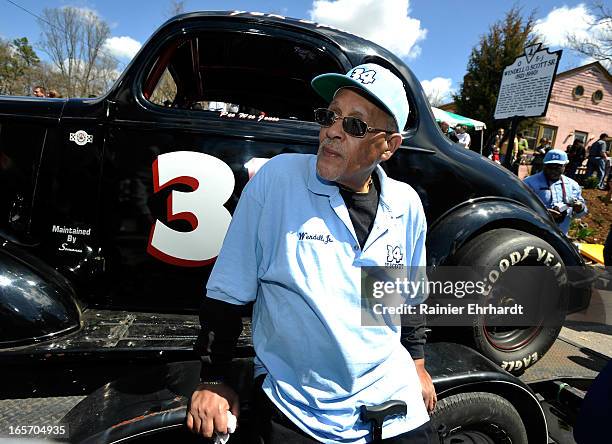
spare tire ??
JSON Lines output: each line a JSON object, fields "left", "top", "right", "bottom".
{"left": 431, "top": 392, "right": 528, "bottom": 444}
{"left": 452, "top": 228, "right": 567, "bottom": 374}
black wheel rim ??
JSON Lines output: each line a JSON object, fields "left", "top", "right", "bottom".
{"left": 445, "top": 424, "right": 511, "bottom": 444}
{"left": 480, "top": 264, "right": 559, "bottom": 352}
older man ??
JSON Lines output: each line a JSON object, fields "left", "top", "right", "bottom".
{"left": 439, "top": 121, "right": 459, "bottom": 143}
{"left": 523, "top": 149, "right": 587, "bottom": 234}
{"left": 455, "top": 124, "right": 470, "bottom": 149}
{"left": 188, "top": 63, "right": 437, "bottom": 443}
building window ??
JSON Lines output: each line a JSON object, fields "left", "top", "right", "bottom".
{"left": 541, "top": 125, "right": 557, "bottom": 146}
{"left": 522, "top": 125, "right": 539, "bottom": 150}
{"left": 523, "top": 124, "right": 558, "bottom": 150}
{"left": 572, "top": 85, "right": 584, "bottom": 98}
{"left": 573, "top": 131, "right": 588, "bottom": 145}
{"left": 592, "top": 89, "right": 604, "bottom": 103}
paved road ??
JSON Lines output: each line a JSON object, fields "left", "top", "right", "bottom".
{"left": 564, "top": 286, "right": 612, "bottom": 358}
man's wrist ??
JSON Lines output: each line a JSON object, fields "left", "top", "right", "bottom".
{"left": 197, "top": 379, "right": 226, "bottom": 389}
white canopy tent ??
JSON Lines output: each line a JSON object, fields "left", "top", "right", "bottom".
{"left": 431, "top": 107, "right": 487, "bottom": 130}
{"left": 432, "top": 107, "right": 487, "bottom": 152}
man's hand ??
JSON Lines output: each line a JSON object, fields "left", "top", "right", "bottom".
{"left": 547, "top": 208, "right": 564, "bottom": 222}
{"left": 187, "top": 382, "right": 240, "bottom": 438}
{"left": 571, "top": 201, "right": 584, "bottom": 212}
{"left": 414, "top": 359, "right": 436, "bottom": 413}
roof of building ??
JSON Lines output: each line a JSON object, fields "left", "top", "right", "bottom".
{"left": 555, "top": 61, "right": 612, "bottom": 83}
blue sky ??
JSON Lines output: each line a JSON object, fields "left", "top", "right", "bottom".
{"left": 0, "top": 0, "right": 603, "bottom": 102}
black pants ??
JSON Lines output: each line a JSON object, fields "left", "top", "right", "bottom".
{"left": 252, "top": 376, "right": 439, "bottom": 443}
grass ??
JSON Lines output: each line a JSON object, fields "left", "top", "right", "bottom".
{"left": 582, "top": 176, "right": 601, "bottom": 189}
{"left": 569, "top": 219, "right": 595, "bottom": 241}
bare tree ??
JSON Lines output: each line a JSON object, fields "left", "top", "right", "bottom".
{"left": 425, "top": 89, "right": 448, "bottom": 107}
{"left": 37, "top": 7, "right": 118, "bottom": 97}
{"left": 566, "top": 1, "right": 612, "bottom": 69}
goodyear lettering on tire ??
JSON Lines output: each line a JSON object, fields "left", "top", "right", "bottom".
{"left": 482, "top": 246, "right": 567, "bottom": 296}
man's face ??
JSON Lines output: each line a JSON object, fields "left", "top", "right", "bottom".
{"left": 498, "top": 129, "right": 504, "bottom": 136}
{"left": 33, "top": 88, "right": 44, "bottom": 97}
{"left": 456, "top": 125, "right": 465, "bottom": 134}
{"left": 440, "top": 122, "right": 449, "bottom": 133}
{"left": 316, "top": 88, "right": 399, "bottom": 191}
{"left": 543, "top": 164, "right": 565, "bottom": 182}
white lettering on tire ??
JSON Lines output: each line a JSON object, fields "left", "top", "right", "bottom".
{"left": 147, "top": 151, "right": 235, "bottom": 266}
{"left": 499, "top": 258, "right": 510, "bottom": 272}
{"left": 509, "top": 251, "right": 521, "bottom": 265}
{"left": 486, "top": 245, "right": 567, "bottom": 289}
{"left": 501, "top": 352, "right": 539, "bottom": 371}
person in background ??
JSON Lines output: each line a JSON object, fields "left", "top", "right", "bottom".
{"left": 439, "top": 121, "right": 459, "bottom": 143}
{"left": 500, "top": 132, "right": 518, "bottom": 167}
{"left": 32, "top": 85, "right": 46, "bottom": 97}
{"left": 603, "top": 155, "right": 611, "bottom": 190}
{"left": 455, "top": 124, "right": 471, "bottom": 149}
{"left": 517, "top": 132, "right": 528, "bottom": 160}
{"left": 494, "top": 128, "right": 505, "bottom": 149}
{"left": 488, "top": 146, "right": 501, "bottom": 164}
{"left": 530, "top": 137, "right": 550, "bottom": 175}
{"left": 523, "top": 149, "right": 587, "bottom": 235}
{"left": 566, "top": 139, "right": 586, "bottom": 179}
{"left": 585, "top": 133, "right": 609, "bottom": 190}
{"left": 511, "top": 132, "right": 528, "bottom": 175}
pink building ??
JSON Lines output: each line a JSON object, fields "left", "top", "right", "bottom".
{"left": 523, "top": 61, "right": 612, "bottom": 151}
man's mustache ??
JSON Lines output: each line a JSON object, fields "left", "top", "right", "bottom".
{"left": 319, "top": 137, "right": 341, "bottom": 151}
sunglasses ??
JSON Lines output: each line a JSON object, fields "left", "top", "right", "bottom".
{"left": 313, "top": 108, "right": 395, "bottom": 138}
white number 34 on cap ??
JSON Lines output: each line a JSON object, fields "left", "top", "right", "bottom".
{"left": 350, "top": 68, "right": 376, "bottom": 84}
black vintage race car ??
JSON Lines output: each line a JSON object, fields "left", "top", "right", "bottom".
{"left": 0, "top": 10, "right": 592, "bottom": 442}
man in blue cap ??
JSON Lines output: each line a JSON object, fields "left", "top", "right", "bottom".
{"left": 187, "top": 63, "right": 437, "bottom": 443}
{"left": 523, "top": 149, "right": 587, "bottom": 234}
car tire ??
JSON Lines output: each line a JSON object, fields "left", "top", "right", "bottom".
{"left": 431, "top": 392, "right": 528, "bottom": 444}
{"left": 451, "top": 228, "right": 567, "bottom": 375}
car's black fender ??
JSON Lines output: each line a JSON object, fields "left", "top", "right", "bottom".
{"left": 427, "top": 197, "right": 590, "bottom": 312}
{"left": 61, "top": 343, "right": 547, "bottom": 444}
{"left": 0, "top": 242, "right": 81, "bottom": 348}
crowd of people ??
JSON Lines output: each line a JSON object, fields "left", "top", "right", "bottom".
{"left": 440, "top": 121, "right": 610, "bottom": 237}
{"left": 32, "top": 85, "right": 62, "bottom": 98}
{"left": 438, "top": 121, "right": 470, "bottom": 148}
{"left": 484, "top": 128, "right": 610, "bottom": 189}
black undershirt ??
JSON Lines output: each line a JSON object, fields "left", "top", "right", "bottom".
{"left": 338, "top": 174, "right": 380, "bottom": 249}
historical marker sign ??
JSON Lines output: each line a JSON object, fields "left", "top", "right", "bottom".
{"left": 494, "top": 44, "right": 562, "bottom": 120}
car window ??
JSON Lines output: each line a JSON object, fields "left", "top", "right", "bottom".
{"left": 143, "top": 30, "right": 344, "bottom": 121}
{"left": 149, "top": 68, "right": 177, "bottom": 107}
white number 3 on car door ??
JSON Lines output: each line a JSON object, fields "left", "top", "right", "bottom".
{"left": 147, "top": 151, "right": 235, "bottom": 266}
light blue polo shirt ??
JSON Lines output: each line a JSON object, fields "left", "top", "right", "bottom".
{"left": 206, "top": 154, "right": 429, "bottom": 443}
{"left": 523, "top": 172, "right": 587, "bottom": 234}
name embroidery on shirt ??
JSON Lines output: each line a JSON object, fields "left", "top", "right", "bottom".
{"left": 386, "top": 245, "right": 404, "bottom": 268}
{"left": 298, "top": 232, "right": 334, "bottom": 244}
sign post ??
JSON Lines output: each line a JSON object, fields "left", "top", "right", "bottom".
{"left": 494, "top": 44, "right": 562, "bottom": 169}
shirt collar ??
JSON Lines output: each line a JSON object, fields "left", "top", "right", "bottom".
{"left": 306, "top": 156, "right": 402, "bottom": 217}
